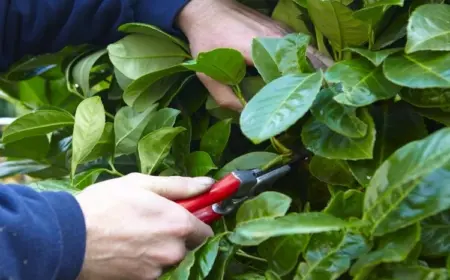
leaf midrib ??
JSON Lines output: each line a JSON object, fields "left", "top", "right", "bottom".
{"left": 5, "top": 121, "right": 74, "bottom": 140}
{"left": 408, "top": 28, "right": 450, "bottom": 52}
{"left": 404, "top": 54, "right": 450, "bottom": 83}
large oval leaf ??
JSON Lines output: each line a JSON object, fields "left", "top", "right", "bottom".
{"left": 347, "top": 47, "right": 403, "bottom": 66}
{"left": 383, "top": 51, "right": 450, "bottom": 88}
{"left": 400, "top": 88, "right": 450, "bottom": 108}
{"left": 214, "top": 152, "right": 279, "bottom": 179}
{"left": 143, "top": 108, "right": 180, "bottom": 135}
{"left": 200, "top": 119, "right": 232, "bottom": 163}
{"left": 306, "top": 0, "right": 369, "bottom": 50}
{"left": 310, "top": 86, "right": 368, "bottom": 138}
{"left": 309, "top": 156, "right": 356, "bottom": 187}
{"left": 325, "top": 58, "right": 401, "bottom": 107}
{"left": 229, "top": 212, "right": 351, "bottom": 246}
{"left": 71, "top": 49, "right": 107, "bottom": 97}
{"left": 301, "top": 108, "right": 376, "bottom": 160}
{"left": 2, "top": 110, "right": 74, "bottom": 144}
{"left": 363, "top": 127, "right": 450, "bottom": 236}
{"left": 405, "top": 4, "right": 450, "bottom": 53}
{"left": 251, "top": 37, "right": 282, "bottom": 83}
{"left": 236, "top": 191, "right": 292, "bottom": 224}
{"left": 138, "top": 126, "right": 186, "bottom": 174}
{"left": 420, "top": 209, "right": 450, "bottom": 257}
{"left": 107, "top": 34, "right": 189, "bottom": 80}
{"left": 274, "top": 33, "right": 312, "bottom": 75}
{"left": 71, "top": 97, "right": 105, "bottom": 176}
{"left": 240, "top": 72, "right": 323, "bottom": 144}
{"left": 185, "top": 151, "right": 217, "bottom": 177}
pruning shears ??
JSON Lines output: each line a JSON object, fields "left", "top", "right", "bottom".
{"left": 175, "top": 160, "right": 296, "bottom": 224}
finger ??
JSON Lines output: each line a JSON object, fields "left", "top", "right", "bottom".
{"left": 197, "top": 73, "right": 244, "bottom": 112}
{"left": 125, "top": 173, "right": 215, "bottom": 200}
{"left": 185, "top": 215, "right": 214, "bottom": 249}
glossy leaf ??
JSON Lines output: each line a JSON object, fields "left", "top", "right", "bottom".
{"left": 325, "top": 58, "right": 401, "bottom": 107}
{"left": 107, "top": 34, "right": 189, "bottom": 79}
{"left": 363, "top": 127, "right": 450, "bottom": 236}
{"left": 2, "top": 110, "right": 74, "bottom": 144}
{"left": 405, "top": 4, "right": 450, "bottom": 53}
{"left": 0, "top": 160, "right": 51, "bottom": 179}
{"left": 114, "top": 105, "right": 158, "bottom": 155}
{"left": 214, "top": 152, "right": 279, "bottom": 179}
{"left": 306, "top": 0, "right": 369, "bottom": 50}
{"left": 200, "top": 119, "right": 232, "bottom": 163}
{"left": 229, "top": 212, "right": 352, "bottom": 246}
{"left": 420, "top": 209, "right": 450, "bottom": 257}
{"left": 71, "top": 97, "right": 105, "bottom": 176}
{"left": 346, "top": 47, "right": 403, "bottom": 66}
{"left": 206, "top": 239, "right": 237, "bottom": 280}
{"left": 295, "top": 231, "right": 371, "bottom": 280}
{"left": 190, "top": 234, "right": 225, "bottom": 279}
{"left": 138, "top": 126, "right": 185, "bottom": 174}
{"left": 400, "top": 87, "right": 450, "bottom": 108}
{"left": 368, "top": 264, "right": 449, "bottom": 280}
{"left": 272, "top": 0, "right": 310, "bottom": 34}
{"left": 258, "top": 234, "right": 308, "bottom": 276}
{"left": 309, "top": 156, "right": 356, "bottom": 187}
{"left": 301, "top": 108, "right": 376, "bottom": 160}
{"left": 275, "top": 33, "right": 312, "bottom": 75}
{"left": 310, "top": 86, "right": 368, "bottom": 138}
{"left": 265, "top": 271, "right": 282, "bottom": 280}
{"left": 71, "top": 49, "right": 107, "bottom": 96}
{"left": 185, "top": 151, "right": 217, "bottom": 177}
{"left": 182, "top": 48, "right": 246, "bottom": 85}
{"left": 252, "top": 37, "right": 282, "bottom": 83}
{"left": 236, "top": 191, "right": 292, "bottom": 224}
{"left": 350, "top": 224, "right": 421, "bottom": 277}
{"left": 415, "top": 107, "right": 450, "bottom": 126}
{"left": 72, "top": 168, "right": 108, "bottom": 189}
{"left": 83, "top": 122, "right": 115, "bottom": 162}
{"left": 348, "top": 102, "right": 428, "bottom": 187}
{"left": 383, "top": 51, "right": 450, "bottom": 88}
{"left": 28, "top": 179, "right": 79, "bottom": 195}
{"left": 143, "top": 108, "right": 180, "bottom": 135}
{"left": 1, "top": 136, "right": 50, "bottom": 161}
{"left": 240, "top": 72, "right": 323, "bottom": 144}
{"left": 324, "top": 190, "right": 365, "bottom": 219}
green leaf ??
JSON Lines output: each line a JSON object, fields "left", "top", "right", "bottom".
{"left": 295, "top": 231, "right": 371, "bottom": 280}
{"left": 369, "top": 264, "right": 449, "bottom": 280}
{"left": 83, "top": 122, "right": 115, "bottom": 162}
{"left": 138, "top": 127, "right": 186, "bottom": 174}
{"left": 1, "top": 136, "right": 50, "bottom": 161}
{"left": 114, "top": 105, "right": 158, "bottom": 155}
{"left": 306, "top": 0, "right": 369, "bottom": 50}
{"left": 272, "top": 0, "right": 310, "bottom": 34}
{"left": 252, "top": 37, "right": 282, "bottom": 83}
{"left": 275, "top": 33, "right": 312, "bottom": 75}
{"left": 72, "top": 168, "right": 108, "bottom": 189}
{"left": 229, "top": 212, "right": 352, "bottom": 246}
{"left": 310, "top": 156, "right": 356, "bottom": 187}
{"left": 233, "top": 273, "right": 265, "bottom": 280}
{"left": 325, "top": 58, "right": 401, "bottom": 107}
{"left": 400, "top": 87, "right": 450, "bottom": 108}
{"left": 107, "top": 34, "right": 189, "bottom": 79}
{"left": 350, "top": 223, "right": 420, "bottom": 277}
{"left": 200, "top": 119, "right": 232, "bottom": 163}
{"left": 206, "top": 239, "right": 237, "bottom": 280}
{"left": 2, "top": 110, "right": 74, "bottom": 144}
{"left": 71, "top": 97, "right": 105, "bottom": 176}
{"left": 214, "top": 152, "right": 279, "bottom": 179}
{"left": 301, "top": 108, "right": 376, "bottom": 160}
{"left": 420, "top": 209, "right": 450, "bottom": 257}
{"left": 240, "top": 72, "right": 323, "bottom": 144}
{"left": 405, "top": 4, "right": 450, "bottom": 53}
{"left": 28, "top": 179, "right": 79, "bottom": 195}
{"left": 383, "top": 51, "right": 450, "bottom": 88}
{"left": 236, "top": 191, "right": 292, "bottom": 224}
{"left": 0, "top": 160, "right": 51, "bottom": 179}
{"left": 348, "top": 102, "right": 428, "bottom": 187}
{"left": 185, "top": 151, "right": 217, "bottom": 177}
{"left": 265, "top": 271, "right": 282, "bottom": 280}
{"left": 258, "top": 235, "right": 308, "bottom": 276}
{"left": 363, "top": 127, "right": 450, "bottom": 236}
{"left": 415, "top": 107, "right": 450, "bottom": 126}
{"left": 182, "top": 48, "right": 246, "bottom": 85}
{"left": 310, "top": 86, "right": 368, "bottom": 138}
{"left": 162, "top": 251, "right": 196, "bottom": 280}
{"left": 346, "top": 47, "right": 403, "bottom": 66}
{"left": 71, "top": 49, "right": 107, "bottom": 97}
{"left": 144, "top": 108, "right": 181, "bottom": 135}
{"left": 324, "top": 190, "right": 365, "bottom": 219}
{"left": 190, "top": 234, "right": 224, "bottom": 279}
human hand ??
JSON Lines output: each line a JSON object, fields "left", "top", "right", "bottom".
{"left": 75, "top": 173, "right": 215, "bottom": 280}
{"left": 176, "top": 0, "right": 289, "bottom": 111}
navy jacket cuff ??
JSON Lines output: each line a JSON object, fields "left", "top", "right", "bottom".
{"left": 42, "top": 191, "right": 87, "bottom": 280}
{"left": 134, "top": 0, "right": 190, "bottom": 35}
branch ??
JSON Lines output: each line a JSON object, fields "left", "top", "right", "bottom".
{"left": 306, "top": 45, "right": 335, "bottom": 71}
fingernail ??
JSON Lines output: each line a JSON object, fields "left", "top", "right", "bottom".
{"left": 193, "top": 177, "right": 215, "bottom": 187}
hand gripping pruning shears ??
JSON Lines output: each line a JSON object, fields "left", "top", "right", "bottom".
{"left": 174, "top": 162, "right": 293, "bottom": 224}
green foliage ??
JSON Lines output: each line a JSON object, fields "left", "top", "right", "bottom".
{"left": 1, "top": 0, "right": 450, "bottom": 279}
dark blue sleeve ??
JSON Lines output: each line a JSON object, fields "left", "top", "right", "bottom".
{"left": 0, "top": 184, "right": 86, "bottom": 280}
{"left": 0, "top": 0, "right": 189, "bottom": 71}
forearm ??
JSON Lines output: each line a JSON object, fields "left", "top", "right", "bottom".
{"left": 0, "top": 0, "right": 189, "bottom": 72}
{"left": 0, "top": 184, "right": 86, "bottom": 280}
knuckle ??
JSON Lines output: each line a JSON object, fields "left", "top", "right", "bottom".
{"left": 155, "top": 245, "right": 187, "bottom": 266}
{"left": 175, "top": 211, "right": 195, "bottom": 237}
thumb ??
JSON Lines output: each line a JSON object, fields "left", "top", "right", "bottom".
{"left": 124, "top": 173, "right": 215, "bottom": 200}
{"left": 197, "top": 73, "right": 244, "bottom": 112}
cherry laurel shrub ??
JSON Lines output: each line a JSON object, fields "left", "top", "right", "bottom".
{"left": 1, "top": 0, "right": 450, "bottom": 279}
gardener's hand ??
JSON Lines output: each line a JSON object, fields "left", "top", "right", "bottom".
{"left": 75, "top": 173, "right": 215, "bottom": 280}
{"left": 177, "top": 0, "right": 289, "bottom": 111}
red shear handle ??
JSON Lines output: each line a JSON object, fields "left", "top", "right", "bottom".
{"left": 175, "top": 173, "right": 241, "bottom": 213}
{"left": 193, "top": 206, "right": 222, "bottom": 224}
